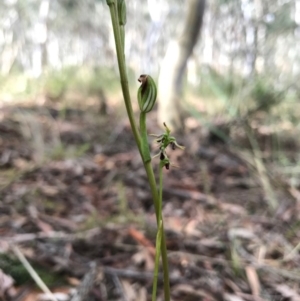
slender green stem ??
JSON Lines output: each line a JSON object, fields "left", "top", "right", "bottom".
{"left": 107, "top": 2, "right": 171, "bottom": 300}
{"left": 120, "top": 25, "right": 125, "bottom": 52}
{"left": 143, "top": 162, "right": 170, "bottom": 301}
{"left": 107, "top": 2, "right": 142, "bottom": 155}
{"left": 152, "top": 219, "right": 162, "bottom": 301}
{"left": 159, "top": 162, "right": 163, "bottom": 218}
{"left": 158, "top": 163, "right": 170, "bottom": 300}
{"left": 152, "top": 162, "right": 164, "bottom": 301}
{"left": 140, "top": 112, "right": 151, "bottom": 163}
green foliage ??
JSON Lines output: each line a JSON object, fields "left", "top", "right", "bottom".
{"left": 266, "top": 3, "right": 297, "bottom": 34}
{"left": 194, "top": 66, "right": 289, "bottom": 117}
{"left": 193, "top": 66, "right": 246, "bottom": 118}
{"left": 49, "top": 142, "right": 90, "bottom": 160}
{"left": 0, "top": 253, "right": 65, "bottom": 286}
{"left": 198, "top": 66, "right": 241, "bottom": 99}
{"left": 72, "top": 66, "right": 119, "bottom": 96}
{"left": 43, "top": 66, "right": 119, "bottom": 101}
{"left": 251, "top": 80, "right": 282, "bottom": 112}
{"left": 43, "top": 67, "right": 77, "bottom": 101}
{"left": 0, "top": 66, "right": 122, "bottom": 102}
{"left": 0, "top": 74, "right": 32, "bottom": 96}
{"left": 285, "top": 220, "right": 300, "bottom": 239}
{"left": 44, "top": 66, "right": 121, "bottom": 101}
{"left": 0, "top": 253, "right": 31, "bottom": 285}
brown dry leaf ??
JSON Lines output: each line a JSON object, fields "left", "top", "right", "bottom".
{"left": 219, "top": 203, "right": 247, "bottom": 215}
{"left": 128, "top": 227, "right": 155, "bottom": 256}
{"left": 22, "top": 247, "right": 35, "bottom": 258}
{"left": 173, "top": 284, "right": 216, "bottom": 300}
{"left": 274, "top": 284, "right": 300, "bottom": 301}
{"left": 57, "top": 120, "right": 82, "bottom": 133}
{"left": 245, "top": 265, "right": 260, "bottom": 296}
{"left": 289, "top": 187, "right": 300, "bottom": 202}
{"left": 121, "top": 280, "right": 137, "bottom": 301}
{"left": 0, "top": 269, "right": 14, "bottom": 296}
{"left": 164, "top": 216, "right": 186, "bottom": 234}
{"left": 35, "top": 219, "right": 54, "bottom": 233}
{"left": 224, "top": 279, "right": 242, "bottom": 294}
{"left": 38, "top": 291, "right": 69, "bottom": 300}
{"left": 13, "top": 158, "right": 33, "bottom": 170}
{"left": 66, "top": 277, "right": 80, "bottom": 286}
{"left": 0, "top": 149, "right": 12, "bottom": 165}
{"left": 40, "top": 214, "right": 78, "bottom": 231}
{"left": 39, "top": 185, "right": 59, "bottom": 197}
{"left": 132, "top": 249, "right": 154, "bottom": 271}
{"left": 94, "top": 154, "right": 107, "bottom": 165}
{"left": 22, "top": 291, "right": 41, "bottom": 301}
{"left": 185, "top": 117, "right": 199, "bottom": 130}
{"left": 11, "top": 215, "right": 28, "bottom": 228}
{"left": 228, "top": 228, "right": 256, "bottom": 240}
{"left": 183, "top": 219, "right": 202, "bottom": 237}
{"left": 0, "top": 241, "right": 10, "bottom": 253}
{"left": 256, "top": 245, "right": 267, "bottom": 264}
{"left": 223, "top": 293, "right": 244, "bottom": 301}
{"left": 136, "top": 286, "right": 147, "bottom": 301}
{"left": 79, "top": 185, "right": 98, "bottom": 201}
{"left": 28, "top": 205, "right": 39, "bottom": 219}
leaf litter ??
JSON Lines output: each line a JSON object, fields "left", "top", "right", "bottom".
{"left": 0, "top": 104, "right": 300, "bottom": 301}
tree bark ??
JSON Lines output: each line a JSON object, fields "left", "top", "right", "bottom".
{"left": 158, "top": 0, "right": 206, "bottom": 131}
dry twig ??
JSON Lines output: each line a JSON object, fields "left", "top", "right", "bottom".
{"left": 11, "top": 244, "right": 58, "bottom": 301}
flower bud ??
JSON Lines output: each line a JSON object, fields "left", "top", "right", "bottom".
{"left": 137, "top": 75, "right": 157, "bottom": 113}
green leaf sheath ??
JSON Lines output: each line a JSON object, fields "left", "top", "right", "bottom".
{"left": 117, "top": 0, "right": 126, "bottom": 52}
{"left": 117, "top": 0, "right": 126, "bottom": 25}
{"left": 140, "top": 112, "right": 151, "bottom": 163}
{"left": 151, "top": 161, "right": 165, "bottom": 301}
{"left": 152, "top": 219, "right": 163, "bottom": 301}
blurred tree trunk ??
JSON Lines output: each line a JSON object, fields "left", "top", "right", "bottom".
{"left": 158, "top": 0, "right": 206, "bottom": 131}
{"left": 249, "top": 0, "right": 263, "bottom": 78}
{"left": 32, "top": 0, "right": 50, "bottom": 77}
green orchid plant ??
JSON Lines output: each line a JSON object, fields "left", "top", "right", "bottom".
{"left": 106, "top": 1, "right": 184, "bottom": 300}
{"left": 151, "top": 122, "right": 185, "bottom": 169}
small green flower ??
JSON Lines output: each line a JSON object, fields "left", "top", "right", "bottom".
{"left": 151, "top": 123, "right": 184, "bottom": 169}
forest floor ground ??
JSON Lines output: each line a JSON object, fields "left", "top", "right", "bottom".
{"left": 0, "top": 99, "right": 300, "bottom": 301}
